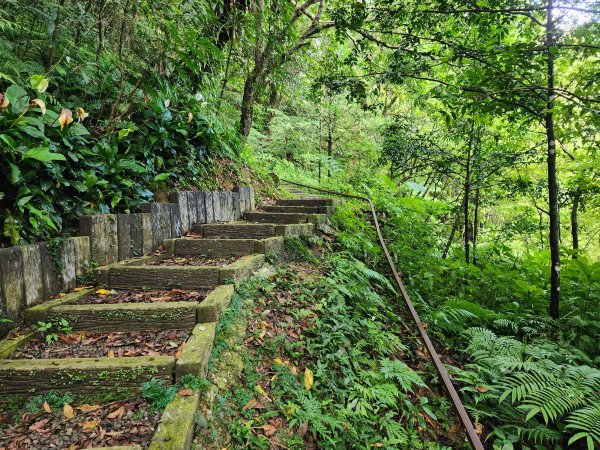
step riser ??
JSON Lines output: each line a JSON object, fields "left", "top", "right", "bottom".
{"left": 263, "top": 206, "right": 331, "bottom": 214}
{"left": 244, "top": 212, "right": 308, "bottom": 224}
{"left": 193, "top": 224, "right": 276, "bottom": 239}
{"left": 275, "top": 199, "right": 334, "bottom": 207}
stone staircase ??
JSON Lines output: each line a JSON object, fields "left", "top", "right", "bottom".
{"left": 0, "top": 192, "right": 335, "bottom": 450}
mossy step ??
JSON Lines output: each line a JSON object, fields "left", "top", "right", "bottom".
{"left": 102, "top": 254, "right": 265, "bottom": 290}
{"left": 197, "top": 284, "right": 235, "bottom": 322}
{"left": 263, "top": 205, "right": 331, "bottom": 215}
{"left": 0, "top": 355, "right": 174, "bottom": 396}
{"left": 48, "top": 301, "right": 197, "bottom": 332}
{"left": 193, "top": 222, "right": 276, "bottom": 239}
{"left": 23, "top": 288, "right": 95, "bottom": 324}
{"left": 275, "top": 198, "right": 334, "bottom": 207}
{"left": 171, "top": 236, "right": 284, "bottom": 258}
{"left": 244, "top": 212, "right": 309, "bottom": 224}
{"left": 274, "top": 223, "right": 315, "bottom": 237}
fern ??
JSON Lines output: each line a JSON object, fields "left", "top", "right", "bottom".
{"left": 566, "top": 404, "right": 600, "bottom": 449}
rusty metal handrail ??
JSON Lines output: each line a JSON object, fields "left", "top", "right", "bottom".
{"left": 281, "top": 179, "right": 484, "bottom": 450}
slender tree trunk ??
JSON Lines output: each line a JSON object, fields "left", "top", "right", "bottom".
{"left": 327, "top": 107, "right": 333, "bottom": 177}
{"left": 473, "top": 185, "right": 481, "bottom": 266}
{"left": 45, "top": 0, "right": 66, "bottom": 70}
{"left": 464, "top": 126, "right": 474, "bottom": 265}
{"left": 442, "top": 191, "right": 468, "bottom": 259}
{"left": 546, "top": 0, "right": 561, "bottom": 320}
{"left": 571, "top": 189, "right": 581, "bottom": 258}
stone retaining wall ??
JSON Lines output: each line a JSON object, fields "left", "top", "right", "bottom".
{"left": 0, "top": 186, "right": 254, "bottom": 337}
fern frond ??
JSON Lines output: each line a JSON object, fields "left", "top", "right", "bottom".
{"left": 566, "top": 404, "right": 600, "bottom": 449}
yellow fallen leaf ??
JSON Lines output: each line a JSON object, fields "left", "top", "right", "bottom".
{"left": 187, "top": 112, "right": 193, "bottom": 122}
{"left": 77, "top": 404, "right": 101, "bottom": 412}
{"left": 274, "top": 358, "right": 284, "bottom": 365}
{"left": 107, "top": 406, "right": 125, "bottom": 419}
{"left": 82, "top": 418, "right": 100, "bottom": 432}
{"left": 95, "top": 289, "right": 110, "bottom": 295}
{"left": 304, "top": 368, "right": 314, "bottom": 391}
{"left": 475, "top": 422, "right": 484, "bottom": 435}
{"left": 43, "top": 401, "right": 53, "bottom": 413}
{"left": 58, "top": 108, "right": 73, "bottom": 130}
{"left": 74, "top": 286, "right": 93, "bottom": 292}
{"left": 107, "top": 350, "right": 115, "bottom": 358}
{"left": 76, "top": 107, "right": 88, "bottom": 122}
{"left": 58, "top": 293, "right": 67, "bottom": 297}
{"left": 63, "top": 403, "right": 74, "bottom": 419}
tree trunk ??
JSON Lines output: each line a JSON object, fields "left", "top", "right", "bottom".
{"left": 571, "top": 189, "right": 581, "bottom": 258}
{"left": 240, "top": 76, "right": 257, "bottom": 138}
{"left": 472, "top": 185, "right": 481, "bottom": 266}
{"left": 327, "top": 107, "right": 333, "bottom": 177}
{"left": 442, "top": 191, "right": 468, "bottom": 259}
{"left": 546, "top": 0, "right": 561, "bottom": 320}
{"left": 464, "top": 125, "right": 474, "bottom": 265}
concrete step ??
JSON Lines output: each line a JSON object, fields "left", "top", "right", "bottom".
{"left": 244, "top": 212, "right": 309, "bottom": 224}
{"left": 275, "top": 198, "right": 334, "bottom": 207}
{"left": 263, "top": 205, "right": 331, "bottom": 215}
{"left": 193, "top": 222, "right": 277, "bottom": 239}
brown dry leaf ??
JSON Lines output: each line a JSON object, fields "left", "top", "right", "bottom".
{"left": 82, "top": 418, "right": 101, "bottom": 432}
{"left": 77, "top": 404, "right": 101, "bottom": 412}
{"left": 178, "top": 389, "right": 194, "bottom": 397}
{"left": 58, "top": 108, "right": 73, "bottom": 130}
{"left": 107, "top": 350, "right": 115, "bottom": 358}
{"left": 63, "top": 403, "right": 74, "bottom": 419}
{"left": 68, "top": 444, "right": 78, "bottom": 450}
{"left": 475, "top": 385, "right": 489, "bottom": 393}
{"left": 107, "top": 406, "right": 125, "bottom": 419}
{"left": 175, "top": 342, "right": 186, "bottom": 359}
{"left": 371, "top": 444, "right": 384, "bottom": 448}
{"left": 43, "top": 401, "right": 53, "bottom": 414}
{"left": 243, "top": 399, "right": 257, "bottom": 410}
{"left": 28, "top": 418, "right": 50, "bottom": 432}
{"left": 475, "top": 422, "right": 484, "bottom": 435}
{"left": 171, "top": 288, "right": 187, "bottom": 294}
{"left": 105, "top": 431, "right": 124, "bottom": 437}
{"left": 261, "top": 424, "right": 278, "bottom": 437}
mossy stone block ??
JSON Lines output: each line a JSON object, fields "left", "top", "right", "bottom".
{"left": 175, "top": 322, "right": 216, "bottom": 379}
{"left": 148, "top": 391, "right": 200, "bottom": 450}
{"left": 0, "top": 330, "right": 36, "bottom": 359}
{"left": 197, "top": 285, "right": 235, "bottom": 322}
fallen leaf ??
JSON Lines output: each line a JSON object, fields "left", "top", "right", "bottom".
{"left": 58, "top": 108, "right": 73, "bottom": 130}
{"left": 179, "top": 389, "right": 194, "bottom": 397}
{"left": 371, "top": 444, "right": 384, "bottom": 448}
{"left": 63, "top": 403, "right": 74, "bottom": 419}
{"left": 243, "top": 399, "right": 257, "bottom": 410}
{"left": 274, "top": 358, "right": 284, "bottom": 365}
{"left": 95, "top": 289, "right": 110, "bottom": 295}
{"left": 304, "top": 368, "right": 314, "bottom": 391}
{"left": 77, "top": 404, "right": 101, "bottom": 412}
{"left": 43, "top": 401, "right": 53, "bottom": 413}
{"left": 74, "top": 286, "right": 93, "bottom": 292}
{"left": 475, "top": 385, "right": 489, "bottom": 393}
{"left": 475, "top": 422, "right": 484, "bottom": 435}
{"left": 29, "top": 418, "right": 50, "bottom": 432}
{"left": 261, "top": 424, "right": 277, "bottom": 437}
{"left": 107, "top": 406, "right": 125, "bottom": 419}
{"left": 168, "top": 341, "right": 179, "bottom": 348}
{"left": 107, "top": 350, "right": 115, "bottom": 358}
{"left": 82, "top": 418, "right": 101, "bottom": 432}
{"left": 175, "top": 342, "right": 186, "bottom": 359}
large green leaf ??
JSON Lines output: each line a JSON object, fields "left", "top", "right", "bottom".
{"left": 22, "top": 147, "right": 67, "bottom": 162}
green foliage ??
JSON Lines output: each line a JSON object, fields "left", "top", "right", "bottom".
{"left": 24, "top": 391, "right": 74, "bottom": 414}
{"left": 141, "top": 378, "right": 177, "bottom": 411}
{"left": 36, "top": 318, "right": 73, "bottom": 344}
{"left": 179, "top": 374, "right": 211, "bottom": 394}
